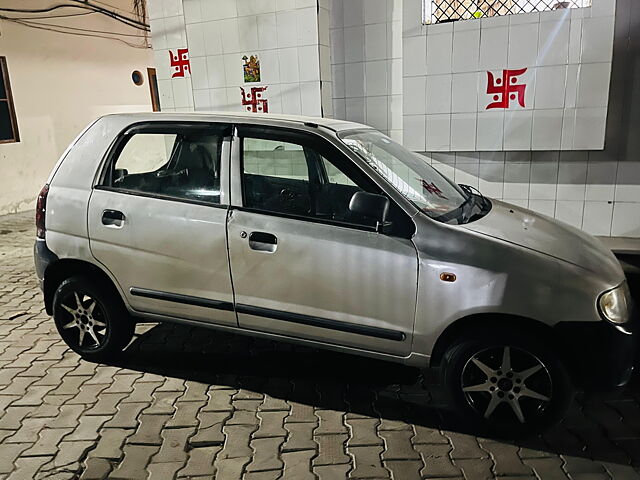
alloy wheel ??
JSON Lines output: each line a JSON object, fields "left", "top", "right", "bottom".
{"left": 460, "top": 346, "right": 552, "bottom": 424}
{"left": 58, "top": 291, "right": 108, "bottom": 350}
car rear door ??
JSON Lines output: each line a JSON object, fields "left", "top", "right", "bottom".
{"left": 226, "top": 125, "right": 418, "bottom": 356}
{"left": 87, "top": 122, "right": 236, "bottom": 326}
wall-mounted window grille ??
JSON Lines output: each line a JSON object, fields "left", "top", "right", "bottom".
{"left": 423, "top": 0, "right": 591, "bottom": 24}
{"left": 0, "top": 57, "right": 19, "bottom": 144}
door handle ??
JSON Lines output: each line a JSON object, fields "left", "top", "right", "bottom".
{"left": 101, "top": 209, "right": 125, "bottom": 227}
{"left": 248, "top": 231, "right": 277, "bottom": 253}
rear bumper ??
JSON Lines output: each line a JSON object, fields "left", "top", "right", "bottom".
{"left": 34, "top": 239, "right": 58, "bottom": 293}
{"left": 555, "top": 315, "right": 636, "bottom": 390}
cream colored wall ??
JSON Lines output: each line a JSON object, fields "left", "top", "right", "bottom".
{"left": 0, "top": 0, "right": 154, "bottom": 215}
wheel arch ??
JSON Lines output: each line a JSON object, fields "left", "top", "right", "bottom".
{"left": 429, "top": 313, "right": 557, "bottom": 367}
{"left": 43, "top": 259, "right": 124, "bottom": 315}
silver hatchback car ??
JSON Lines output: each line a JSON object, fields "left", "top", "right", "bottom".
{"left": 35, "top": 112, "right": 635, "bottom": 434}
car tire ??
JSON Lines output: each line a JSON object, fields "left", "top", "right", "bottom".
{"left": 441, "top": 329, "right": 573, "bottom": 436}
{"left": 52, "top": 275, "right": 134, "bottom": 362}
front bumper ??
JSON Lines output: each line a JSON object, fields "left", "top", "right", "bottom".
{"left": 555, "top": 315, "right": 636, "bottom": 390}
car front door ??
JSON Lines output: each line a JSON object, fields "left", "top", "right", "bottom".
{"left": 227, "top": 125, "right": 418, "bottom": 356}
{"left": 87, "top": 122, "right": 236, "bottom": 326}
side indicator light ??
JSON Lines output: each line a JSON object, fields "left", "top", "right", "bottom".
{"left": 440, "top": 272, "right": 456, "bottom": 282}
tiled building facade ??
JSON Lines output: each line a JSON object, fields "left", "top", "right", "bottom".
{"left": 148, "top": 0, "right": 640, "bottom": 237}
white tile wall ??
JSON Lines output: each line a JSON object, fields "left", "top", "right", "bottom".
{"left": 402, "top": 0, "right": 615, "bottom": 151}
{"left": 151, "top": 0, "right": 637, "bottom": 238}
{"left": 330, "top": 0, "right": 403, "bottom": 135}
{"left": 151, "top": 0, "right": 328, "bottom": 116}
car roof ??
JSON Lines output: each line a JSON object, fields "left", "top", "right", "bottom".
{"left": 100, "top": 111, "right": 372, "bottom": 134}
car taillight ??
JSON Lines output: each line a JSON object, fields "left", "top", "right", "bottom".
{"left": 36, "top": 184, "right": 49, "bottom": 239}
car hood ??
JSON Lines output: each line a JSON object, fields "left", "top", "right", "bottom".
{"left": 461, "top": 200, "right": 623, "bottom": 283}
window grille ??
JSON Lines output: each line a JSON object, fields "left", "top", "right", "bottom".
{"left": 423, "top": 0, "right": 591, "bottom": 24}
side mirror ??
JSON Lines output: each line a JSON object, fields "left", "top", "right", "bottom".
{"left": 348, "top": 191, "right": 392, "bottom": 233}
{"left": 113, "top": 168, "right": 128, "bottom": 183}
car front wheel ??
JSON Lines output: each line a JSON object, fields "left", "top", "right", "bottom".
{"left": 441, "top": 330, "right": 573, "bottom": 436}
{"left": 52, "top": 275, "right": 134, "bottom": 362}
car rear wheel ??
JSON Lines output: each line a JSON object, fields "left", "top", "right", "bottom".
{"left": 441, "top": 330, "right": 573, "bottom": 436}
{"left": 52, "top": 275, "right": 134, "bottom": 362}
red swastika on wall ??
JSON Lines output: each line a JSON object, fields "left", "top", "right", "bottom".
{"left": 486, "top": 68, "right": 527, "bottom": 109}
{"left": 240, "top": 86, "right": 269, "bottom": 113}
{"left": 170, "top": 48, "right": 190, "bottom": 78}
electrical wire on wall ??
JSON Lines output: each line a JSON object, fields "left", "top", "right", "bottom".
{"left": 0, "top": 1, "right": 151, "bottom": 48}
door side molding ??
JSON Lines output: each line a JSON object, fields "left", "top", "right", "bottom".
{"left": 236, "top": 304, "right": 406, "bottom": 341}
{"left": 130, "top": 287, "right": 234, "bottom": 311}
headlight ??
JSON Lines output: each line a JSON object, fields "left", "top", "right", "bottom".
{"left": 598, "top": 284, "right": 630, "bottom": 325}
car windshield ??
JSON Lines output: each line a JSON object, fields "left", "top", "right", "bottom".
{"left": 339, "top": 129, "right": 489, "bottom": 224}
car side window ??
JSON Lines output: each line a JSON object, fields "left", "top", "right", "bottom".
{"left": 108, "top": 130, "right": 223, "bottom": 204}
{"left": 241, "top": 135, "right": 376, "bottom": 228}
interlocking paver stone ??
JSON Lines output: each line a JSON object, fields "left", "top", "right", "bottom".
{"left": 21, "top": 427, "right": 72, "bottom": 456}
{"left": 0, "top": 443, "right": 31, "bottom": 474}
{"left": 153, "top": 427, "right": 194, "bottom": 463}
{"left": 315, "top": 409, "right": 348, "bottom": 435}
{"left": 5, "top": 417, "right": 49, "bottom": 443}
{"left": 66, "top": 415, "right": 110, "bottom": 442}
{"left": 246, "top": 436, "right": 285, "bottom": 472}
{"left": 110, "top": 444, "right": 159, "bottom": 480}
{"left": 212, "top": 456, "right": 250, "bottom": 480}
{"left": 84, "top": 393, "right": 128, "bottom": 416}
{"left": 314, "top": 434, "right": 350, "bottom": 466}
{"left": 41, "top": 439, "right": 94, "bottom": 473}
{"left": 283, "top": 422, "right": 316, "bottom": 452}
{"left": 0, "top": 211, "right": 640, "bottom": 480}
{"left": 254, "top": 410, "right": 287, "bottom": 438}
{"left": 479, "top": 440, "right": 532, "bottom": 476}
{"left": 286, "top": 401, "right": 316, "bottom": 423}
{"left": 346, "top": 417, "right": 383, "bottom": 447}
{"left": 380, "top": 429, "right": 421, "bottom": 460}
{"left": 166, "top": 401, "right": 204, "bottom": 428}
{"left": 147, "top": 461, "right": 185, "bottom": 480}
{"left": 446, "top": 432, "right": 489, "bottom": 459}
{"left": 384, "top": 459, "right": 423, "bottom": 480}
{"left": 177, "top": 445, "right": 220, "bottom": 477}
{"left": 347, "top": 445, "right": 390, "bottom": 478}
{"left": 104, "top": 402, "right": 146, "bottom": 429}
{"left": 281, "top": 449, "right": 316, "bottom": 480}
{"left": 7, "top": 455, "right": 52, "bottom": 480}
{"left": 454, "top": 457, "right": 495, "bottom": 480}
{"left": 260, "top": 395, "right": 290, "bottom": 412}
{"left": 415, "top": 444, "right": 463, "bottom": 478}
{"left": 91, "top": 428, "right": 131, "bottom": 459}
{"left": 129, "top": 414, "right": 172, "bottom": 445}
{"left": 189, "top": 411, "right": 230, "bottom": 447}
{"left": 0, "top": 406, "right": 33, "bottom": 430}
{"left": 202, "top": 389, "right": 234, "bottom": 412}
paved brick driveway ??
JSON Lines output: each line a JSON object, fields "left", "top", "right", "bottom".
{"left": 1, "top": 211, "right": 639, "bottom": 480}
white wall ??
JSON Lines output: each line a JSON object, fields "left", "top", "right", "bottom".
{"left": 0, "top": 0, "right": 155, "bottom": 215}
{"left": 149, "top": 0, "right": 331, "bottom": 116}
{"left": 329, "top": 0, "right": 404, "bottom": 142}
{"left": 147, "top": 0, "right": 640, "bottom": 238}
{"left": 407, "top": 0, "right": 640, "bottom": 238}
{"left": 403, "top": 0, "right": 616, "bottom": 152}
